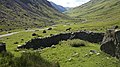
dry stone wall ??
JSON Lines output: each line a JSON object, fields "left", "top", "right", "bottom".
{"left": 18, "top": 31, "right": 104, "bottom": 49}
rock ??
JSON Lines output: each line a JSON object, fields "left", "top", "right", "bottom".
{"left": 51, "top": 45, "right": 55, "bottom": 48}
{"left": 47, "top": 28, "right": 52, "bottom": 30}
{"left": 14, "top": 42, "right": 19, "bottom": 44}
{"left": 0, "top": 42, "right": 6, "bottom": 52}
{"left": 90, "top": 50, "right": 97, "bottom": 54}
{"left": 115, "top": 30, "right": 120, "bottom": 59}
{"left": 66, "top": 27, "right": 71, "bottom": 31}
{"left": 112, "top": 25, "right": 119, "bottom": 29}
{"left": 32, "top": 33, "right": 37, "bottom": 36}
{"left": 72, "top": 52, "right": 79, "bottom": 57}
{"left": 96, "top": 53, "right": 100, "bottom": 56}
{"left": 43, "top": 30, "right": 46, "bottom": 33}
{"left": 14, "top": 49, "right": 20, "bottom": 52}
{"left": 100, "top": 29, "right": 120, "bottom": 59}
{"left": 67, "top": 58, "right": 72, "bottom": 61}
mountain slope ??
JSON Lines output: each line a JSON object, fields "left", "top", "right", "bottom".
{"left": 50, "top": 2, "right": 66, "bottom": 12}
{"left": 0, "top": 0, "right": 68, "bottom": 31}
{"left": 66, "top": 0, "right": 120, "bottom": 23}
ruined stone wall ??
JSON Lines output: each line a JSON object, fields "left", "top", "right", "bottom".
{"left": 18, "top": 31, "right": 104, "bottom": 49}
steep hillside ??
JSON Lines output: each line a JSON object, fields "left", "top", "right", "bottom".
{"left": 0, "top": 0, "right": 68, "bottom": 31}
{"left": 66, "top": 0, "right": 120, "bottom": 23}
{"left": 50, "top": 2, "right": 66, "bottom": 12}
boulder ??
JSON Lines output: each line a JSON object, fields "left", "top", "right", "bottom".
{"left": 0, "top": 42, "right": 6, "bottom": 52}
{"left": 43, "top": 30, "right": 46, "bottom": 33}
{"left": 100, "top": 29, "right": 120, "bottom": 59}
{"left": 32, "top": 33, "right": 37, "bottom": 36}
{"left": 47, "top": 28, "right": 52, "bottom": 30}
{"left": 115, "top": 30, "right": 120, "bottom": 59}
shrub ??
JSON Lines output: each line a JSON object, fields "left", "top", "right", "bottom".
{"left": 0, "top": 52, "right": 60, "bottom": 67}
{"left": 60, "top": 39, "right": 88, "bottom": 47}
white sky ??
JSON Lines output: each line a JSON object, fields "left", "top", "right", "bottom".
{"left": 48, "top": 0, "right": 90, "bottom": 7}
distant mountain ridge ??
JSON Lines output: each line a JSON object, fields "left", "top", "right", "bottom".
{"left": 0, "top": 0, "right": 68, "bottom": 31}
{"left": 50, "top": 2, "right": 67, "bottom": 12}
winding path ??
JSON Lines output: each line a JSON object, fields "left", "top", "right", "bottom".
{"left": 0, "top": 28, "right": 51, "bottom": 38}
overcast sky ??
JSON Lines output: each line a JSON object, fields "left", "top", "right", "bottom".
{"left": 48, "top": 0, "right": 90, "bottom": 7}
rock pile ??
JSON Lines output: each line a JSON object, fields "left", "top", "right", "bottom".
{"left": 18, "top": 31, "right": 104, "bottom": 49}
{"left": 0, "top": 42, "right": 6, "bottom": 52}
{"left": 100, "top": 29, "right": 120, "bottom": 59}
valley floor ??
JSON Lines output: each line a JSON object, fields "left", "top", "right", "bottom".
{"left": 0, "top": 23, "right": 120, "bottom": 67}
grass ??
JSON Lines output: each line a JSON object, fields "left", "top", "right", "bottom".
{"left": 0, "top": 51, "right": 59, "bottom": 67}
{"left": 0, "top": 0, "right": 120, "bottom": 67}
{"left": 41, "top": 39, "right": 120, "bottom": 67}
{"left": 62, "top": 39, "right": 87, "bottom": 47}
{"left": 0, "top": 22, "right": 120, "bottom": 67}
{"left": 0, "top": 21, "right": 120, "bottom": 56}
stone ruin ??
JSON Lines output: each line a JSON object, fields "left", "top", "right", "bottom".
{"left": 0, "top": 42, "right": 6, "bottom": 52}
{"left": 18, "top": 31, "right": 104, "bottom": 49}
{"left": 100, "top": 29, "right": 120, "bottom": 59}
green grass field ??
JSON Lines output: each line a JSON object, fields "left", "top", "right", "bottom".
{"left": 0, "top": 22, "right": 120, "bottom": 67}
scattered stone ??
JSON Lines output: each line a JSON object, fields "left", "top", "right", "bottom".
{"left": 96, "top": 53, "right": 100, "bottom": 56}
{"left": 32, "top": 33, "right": 37, "bottom": 36}
{"left": 48, "top": 28, "right": 52, "bottom": 30}
{"left": 67, "top": 58, "right": 72, "bottom": 61}
{"left": 66, "top": 27, "right": 71, "bottom": 31}
{"left": 0, "top": 42, "right": 6, "bottom": 52}
{"left": 14, "top": 42, "right": 19, "bottom": 44}
{"left": 51, "top": 45, "right": 55, "bottom": 48}
{"left": 21, "top": 39, "right": 24, "bottom": 41}
{"left": 22, "top": 51, "right": 26, "bottom": 53}
{"left": 89, "top": 52, "right": 93, "bottom": 55}
{"left": 14, "top": 49, "right": 20, "bottom": 52}
{"left": 43, "top": 30, "right": 46, "bottom": 33}
{"left": 72, "top": 52, "right": 79, "bottom": 57}
{"left": 112, "top": 25, "right": 119, "bottom": 29}
{"left": 25, "top": 29, "right": 28, "bottom": 30}
{"left": 106, "top": 57, "right": 110, "bottom": 59}
{"left": 90, "top": 50, "right": 97, "bottom": 54}
{"left": 50, "top": 34, "right": 53, "bottom": 36}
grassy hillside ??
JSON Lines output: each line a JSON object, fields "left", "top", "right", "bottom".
{"left": 0, "top": 0, "right": 68, "bottom": 31}
{"left": 66, "top": 0, "right": 120, "bottom": 23}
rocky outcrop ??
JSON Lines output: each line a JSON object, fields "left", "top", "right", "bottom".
{"left": 0, "top": 42, "right": 6, "bottom": 52}
{"left": 18, "top": 31, "right": 104, "bottom": 49}
{"left": 100, "top": 29, "right": 120, "bottom": 59}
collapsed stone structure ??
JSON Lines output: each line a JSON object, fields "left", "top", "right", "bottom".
{"left": 18, "top": 31, "right": 104, "bottom": 49}
{"left": 100, "top": 29, "right": 120, "bottom": 59}
{"left": 0, "top": 42, "right": 6, "bottom": 52}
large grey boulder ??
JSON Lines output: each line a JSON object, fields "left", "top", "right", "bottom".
{"left": 100, "top": 29, "right": 120, "bottom": 59}
{"left": 0, "top": 42, "right": 6, "bottom": 52}
{"left": 115, "top": 30, "right": 120, "bottom": 59}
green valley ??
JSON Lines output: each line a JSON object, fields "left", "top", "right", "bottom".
{"left": 0, "top": 0, "right": 120, "bottom": 67}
